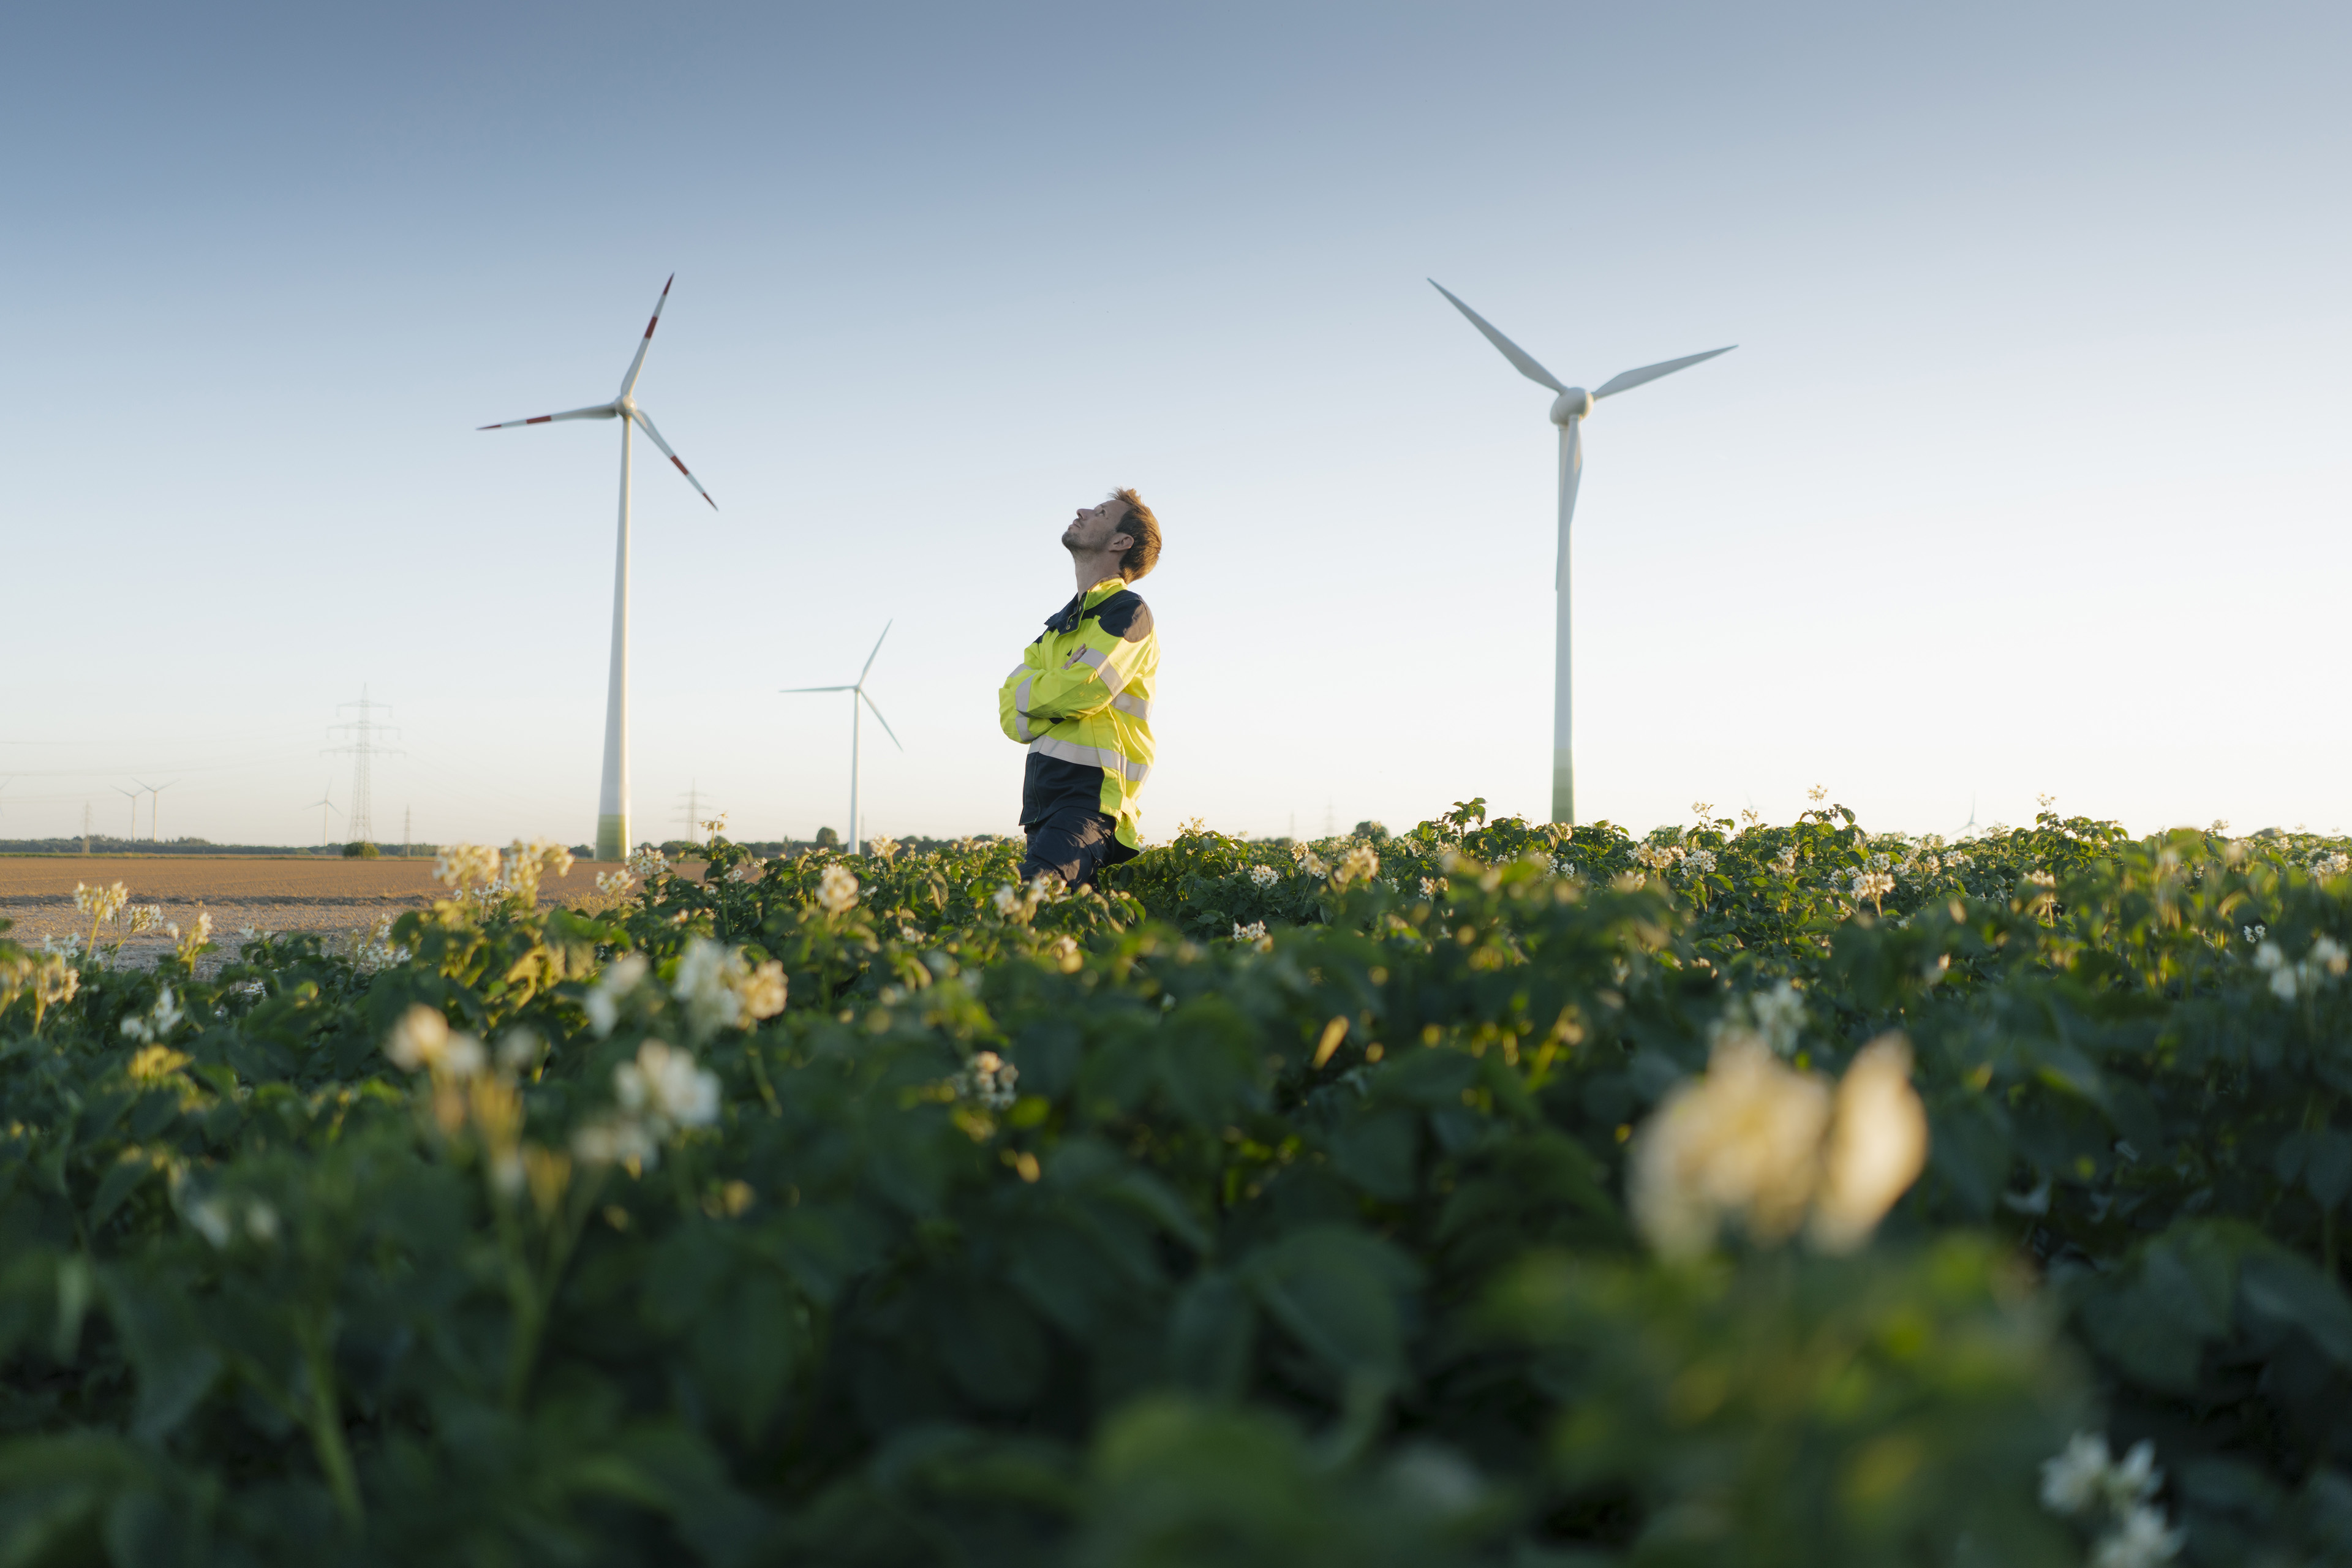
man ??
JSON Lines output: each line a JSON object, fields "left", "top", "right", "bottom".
{"left": 998, "top": 488, "right": 1162, "bottom": 888}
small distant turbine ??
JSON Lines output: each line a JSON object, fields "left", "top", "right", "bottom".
{"left": 1430, "top": 279, "right": 1733, "bottom": 826}
{"left": 782, "top": 623, "right": 902, "bottom": 857}
{"left": 480, "top": 276, "right": 718, "bottom": 863}
{"left": 306, "top": 781, "right": 341, "bottom": 848}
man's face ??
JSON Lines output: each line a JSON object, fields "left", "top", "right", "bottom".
{"left": 1062, "top": 497, "right": 1133, "bottom": 557}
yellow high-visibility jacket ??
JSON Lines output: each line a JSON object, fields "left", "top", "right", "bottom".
{"left": 998, "top": 576, "right": 1158, "bottom": 849}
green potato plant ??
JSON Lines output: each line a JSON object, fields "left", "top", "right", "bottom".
{"left": 0, "top": 804, "right": 2343, "bottom": 1566}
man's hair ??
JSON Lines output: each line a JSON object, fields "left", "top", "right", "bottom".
{"left": 1109, "top": 488, "right": 1161, "bottom": 582}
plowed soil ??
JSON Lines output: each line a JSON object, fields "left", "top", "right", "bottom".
{"left": 0, "top": 856, "right": 625, "bottom": 973}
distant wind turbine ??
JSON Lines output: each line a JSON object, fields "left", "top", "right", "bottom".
{"left": 1430, "top": 279, "right": 1733, "bottom": 826}
{"left": 479, "top": 276, "right": 718, "bottom": 863}
{"left": 306, "top": 782, "right": 341, "bottom": 849}
{"left": 782, "top": 623, "right": 902, "bottom": 856}
{"left": 113, "top": 786, "right": 140, "bottom": 842}
{"left": 134, "top": 778, "right": 179, "bottom": 844}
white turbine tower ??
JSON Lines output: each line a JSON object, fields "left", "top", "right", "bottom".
{"left": 305, "top": 781, "right": 340, "bottom": 849}
{"left": 480, "top": 276, "right": 718, "bottom": 862}
{"left": 782, "top": 623, "right": 902, "bottom": 856}
{"left": 1430, "top": 279, "right": 1733, "bottom": 825}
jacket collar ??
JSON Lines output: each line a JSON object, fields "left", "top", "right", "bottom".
{"left": 1045, "top": 578, "right": 1129, "bottom": 633}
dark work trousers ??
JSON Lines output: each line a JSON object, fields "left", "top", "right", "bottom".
{"left": 1019, "top": 807, "right": 1136, "bottom": 890}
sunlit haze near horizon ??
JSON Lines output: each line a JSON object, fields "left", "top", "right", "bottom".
{"left": 6, "top": 2, "right": 2348, "bottom": 851}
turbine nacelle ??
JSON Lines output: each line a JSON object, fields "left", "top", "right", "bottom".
{"left": 1548, "top": 388, "right": 1594, "bottom": 425}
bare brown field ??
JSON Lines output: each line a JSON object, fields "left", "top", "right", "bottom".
{"left": 0, "top": 855, "right": 640, "bottom": 973}
{"left": 0, "top": 856, "right": 450, "bottom": 905}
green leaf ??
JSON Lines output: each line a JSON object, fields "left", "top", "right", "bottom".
{"left": 1242, "top": 1226, "right": 1411, "bottom": 1387}
{"left": 2240, "top": 1248, "right": 2352, "bottom": 1368}
{"left": 99, "top": 1266, "right": 222, "bottom": 1442}
{"left": 2308, "top": 1130, "right": 2352, "bottom": 1210}
{"left": 929, "top": 1280, "right": 1048, "bottom": 1411}
{"left": 1167, "top": 1272, "right": 1255, "bottom": 1400}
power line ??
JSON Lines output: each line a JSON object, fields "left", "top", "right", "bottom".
{"left": 325, "top": 687, "right": 402, "bottom": 845}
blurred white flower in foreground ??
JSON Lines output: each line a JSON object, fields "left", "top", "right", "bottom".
{"left": 434, "top": 843, "right": 501, "bottom": 891}
{"left": 615, "top": 1039, "right": 720, "bottom": 1132}
{"left": 1809, "top": 1036, "right": 1932, "bottom": 1253}
{"left": 119, "top": 984, "right": 184, "bottom": 1044}
{"left": 384, "top": 1004, "right": 486, "bottom": 1079}
{"left": 1232, "top": 921, "right": 1267, "bottom": 943}
{"left": 584, "top": 953, "right": 650, "bottom": 1038}
{"left": 576, "top": 1040, "right": 720, "bottom": 1170}
{"left": 2042, "top": 1432, "right": 2182, "bottom": 1567}
{"left": 2254, "top": 935, "right": 2349, "bottom": 1001}
{"left": 1247, "top": 864, "right": 1280, "bottom": 889}
{"left": 1330, "top": 844, "right": 1379, "bottom": 889}
{"left": 955, "top": 1049, "right": 1020, "bottom": 1110}
{"left": 1629, "top": 1031, "right": 1926, "bottom": 1259}
{"left": 672, "top": 937, "right": 788, "bottom": 1039}
{"left": 817, "top": 864, "right": 860, "bottom": 915}
{"left": 625, "top": 844, "right": 669, "bottom": 879}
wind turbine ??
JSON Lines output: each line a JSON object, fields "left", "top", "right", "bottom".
{"left": 132, "top": 778, "right": 178, "bottom": 844}
{"left": 1429, "top": 279, "right": 1733, "bottom": 825}
{"left": 306, "top": 782, "right": 340, "bottom": 849}
{"left": 479, "top": 276, "right": 718, "bottom": 863}
{"left": 113, "top": 786, "right": 140, "bottom": 843}
{"left": 781, "top": 623, "right": 902, "bottom": 856}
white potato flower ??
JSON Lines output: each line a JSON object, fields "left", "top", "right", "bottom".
{"left": 954, "top": 1049, "right": 1021, "bottom": 1110}
{"left": 1330, "top": 844, "right": 1380, "bottom": 889}
{"left": 1630, "top": 1035, "right": 1833, "bottom": 1259}
{"left": 434, "top": 843, "right": 501, "bottom": 890}
{"left": 1232, "top": 921, "right": 1267, "bottom": 942}
{"left": 584, "top": 953, "right": 650, "bottom": 1038}
{"left": 614, "top": 1039, "right": 720, "bottom": 1133}
{"left": 671, "top": 938, "right": 788, "bottom": 1038}
{"left": 384, "top": 1004, "right": 486, "bottom": 1078}
{"left": 74, "top": 881, "right": 130, "bottom": 922}
{"left": 1809, "top": 1034, "right": 1930, "bottom": 1254}
{"left": 817, "top": 864, "right": 860, "bottom": 915}
{"left": 1632, "top": 1031, "right": 1927, "bottom": 1260}
{"left": 1247, "top": 864, "right": 1280, "bottom": 889}
{"left": 119, "top": 984, "right": 185, "bottom": 1045}
{"left": 32, "top": 954, "right": 80, "bottom": 1011}
{"left": 571, "top": 1117, "right": 659, "bottom": 1169}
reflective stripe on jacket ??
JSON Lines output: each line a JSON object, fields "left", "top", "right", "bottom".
{"left": 998, "top": 576, "right": 1158, "bottom": 849}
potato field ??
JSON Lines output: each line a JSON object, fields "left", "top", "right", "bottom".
{"left": 2, "top": 797, "right": 2350, "bottom": 1566}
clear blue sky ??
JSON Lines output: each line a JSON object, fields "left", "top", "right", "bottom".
{"left": 6, "top": 2, "right": 2346, "bottom": 848}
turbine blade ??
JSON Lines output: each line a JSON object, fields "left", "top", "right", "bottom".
{"left": 1592, "top": 345, "right": 1736, "bottom": 400}
{"left": 628, "top": 407, "right": 717, "bottom": 510}
{"left": 858, "top": 621, "right": 892, "bottom": 685}
{"left": 478, "top": 402, "right": 617, "bottom": 430}
{"left": 617, "top": 274, "right": 674, "bottom": 399}
{"left": 861, "top": 690, "right": 903, "bottom": 751}
{"left": 780, "top": 685, "right": 855, "bottom": 693}
{"left": 1428, "top": 279, "right": 1566, "bottom": 393}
